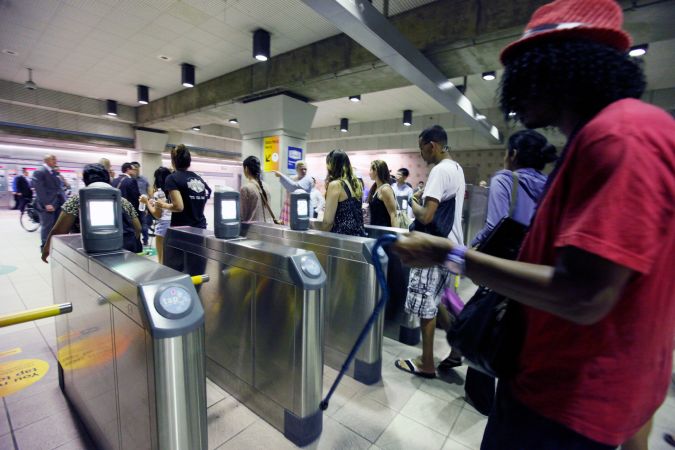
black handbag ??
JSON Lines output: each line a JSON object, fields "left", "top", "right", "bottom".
{"left": 446, "top": 171, "right": 528, "bottom": 378}
{"left": 409, "top": 197, "right": 455, "bottom": 237}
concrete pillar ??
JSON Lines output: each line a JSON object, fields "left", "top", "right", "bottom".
{"left": 237, "top": 95, "right": 317, "bottom": 214}
{"left": 133, "top": 129, "right": 169, "bottom": 180}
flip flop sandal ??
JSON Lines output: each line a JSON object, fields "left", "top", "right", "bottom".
{"left": 394, "top": 359, "right": 436, "bottom": 379}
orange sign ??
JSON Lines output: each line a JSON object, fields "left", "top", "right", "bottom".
{"left": 0, "top": 359, "right": 49, "bottom": 397}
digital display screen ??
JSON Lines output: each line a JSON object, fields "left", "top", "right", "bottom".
{"left": 297, "top": 199, "right": 308, "bottom": 217}
{"left": 220, "top": 200, "right": 237, "bottom": 220}
{"left": 88, "top": 200, "right": 115, "bottom": 227}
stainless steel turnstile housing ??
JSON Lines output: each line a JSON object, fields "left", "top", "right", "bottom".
{"left": 50, "top": 234, "right": 207, "bottom": 450}
{"left": 164, "top": 227, "right": 326, "bottom": 446}
{"left": 364, "top": 225, "right": 420, "bottom": 345}
{"left": 241, "top": 222, "right": 387, "bottom": 385}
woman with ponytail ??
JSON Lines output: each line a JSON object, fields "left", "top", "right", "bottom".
{"left": 240, "top": 155, "right": 274, "bottom": 223}
{"left": 471, "top": 129, "right": 557, "bottom": 248}
{"left": 317, "top": 149, "right": 365, "bottom": 236}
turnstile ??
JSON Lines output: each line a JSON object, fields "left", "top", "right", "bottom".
{"left": 164, "top": 226, "right": 326, "bottom": 446}
{"left": 364, "top": 225, "right": 420, "bottom": 345}
{"left": 241, "top": 222, "right": 387, "bottom": 385}
{"left": 50, "top": 234, "right": 207, "bottom": 450}
{"left": 463, "top": 184, "right": 489, "bottom": 246}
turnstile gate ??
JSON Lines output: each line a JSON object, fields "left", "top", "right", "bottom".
{"left": 51, "top": 234, "right": 207, "bottom": 450}
{"left": 164, "top": 226, "right": 326, "bottom": 446}
{"left": 241, "top": 222, "right": 387, "bottom": 385}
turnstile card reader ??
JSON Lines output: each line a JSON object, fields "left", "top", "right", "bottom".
{"left": 51, "top": 234, "right": 207, "bottom": 450}
{"left": 289, "top": 190, "right": 310, "bottom": 231}
{"left": 164, "top": 227, "right": 326, "bottom": 446}
{"left": 214, "top": 189, "right": 240, "bottom": 239}
{"left": 79, "top": 185, "right": 123, "bottom": 253}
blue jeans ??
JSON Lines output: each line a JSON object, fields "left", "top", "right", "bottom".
{"left": 481, "top": 382, "right": 616, "bottom": 450}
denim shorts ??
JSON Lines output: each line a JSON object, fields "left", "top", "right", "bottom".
{"left": 155, "top": 219, "right": 170, "bottom": 237}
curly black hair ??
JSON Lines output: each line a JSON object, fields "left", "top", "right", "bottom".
{"left": 500, "top": 39, "right": 646, "bottom": 124}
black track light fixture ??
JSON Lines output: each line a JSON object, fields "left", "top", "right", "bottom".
{"left": 253, "top": 29, "right": 271, "bottom": 62}
{"left": 228, "top": 118, "right": 238, "bottom": 124}
{"left": 106, "top": 99, "right": 118, "bottom": 116}
{"left": 349, "top": 95, "right": 361, "bottom": 103}
{"left": 340, "top": 118, "right": 349, "bottom": 133}
{"left": 628, "top": 43, "right": 648, "bottom": 57}
{"left": 137, "top": 85, "right": 149, "bottom": 104}
{"left": 481, "top": 71, "right": 496, "bottom": 81}
{"left": 192, "top": 125, "right": 201, "bottom": 131}
{"left": 181, "top": 63, "right": 195, "bottom": 87}
{"left": 402, "top": 109, "right": 412, "bottom": 126}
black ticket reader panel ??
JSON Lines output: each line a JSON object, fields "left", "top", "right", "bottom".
{"left": 289, "top": 190, "right": 310, "bottom": 231}
{"left": 214, "top": 190, "right": 240, "bottom": 239}
{"left": 79, "top": 186, "right": 123, "bottom": 253}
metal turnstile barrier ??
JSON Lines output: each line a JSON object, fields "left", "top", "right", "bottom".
{"left": 364, "top": 224, "right": 420, "bottom": 345}
{"left": 463, "top": 184, "right": 489, "bottom": 246}
{"left": 164, "top": 226, "right": 326, "bottom": 446}
{"left": 241, "top": 222, "right": 387, "bottom": 385}
{"left": 51, "top": 234, "right": 207, "bottom": 450}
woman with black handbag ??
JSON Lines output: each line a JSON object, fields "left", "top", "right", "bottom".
{"left": 463, "top": 130, "right": 557, "bottom": 415}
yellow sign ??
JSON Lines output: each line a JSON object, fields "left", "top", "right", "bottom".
{"left": 263, "top": 136, "right": 280, "bottom": 172}
{"left": 0, "top": 359, "right": 49, "bottom": 397}
{"left": 0, "top": 348, "right": 21, "bottom": 359}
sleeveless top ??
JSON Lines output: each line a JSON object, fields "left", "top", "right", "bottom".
{"left": 368, "top": 185, "right": 392, "bottom": 227}
{"left": 330, "top": 180, "right": 365, "bottom": 236}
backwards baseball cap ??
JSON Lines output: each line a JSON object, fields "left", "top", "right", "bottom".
{"left": 500, "top": 0, "right": 632, "bottom": 63}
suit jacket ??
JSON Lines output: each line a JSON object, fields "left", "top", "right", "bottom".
{"left": 113, "top": 174, "right": 141, "bottom": 213}
{"left": 15, "top": 175, "right": 33, "bottom": 198}
{"left": 32, "top": 166, "right": 65, "bottom": 210}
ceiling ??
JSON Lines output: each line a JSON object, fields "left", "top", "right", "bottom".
{"left": 1, "top": 0, "right": 674, "bottom": 137}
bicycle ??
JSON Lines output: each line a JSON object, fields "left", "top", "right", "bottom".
{"left": 20, "top": 199, "right": 41, "bottom": 232}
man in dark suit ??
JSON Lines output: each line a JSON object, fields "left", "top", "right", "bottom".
{"left": 14, "top": 168, "right": 33, "bottom": 213}
{"left": 32, "top": 155, "right": 66, "bottom": 249}
{"left": 112, "top": 162, "right": 141, "bottom": 214}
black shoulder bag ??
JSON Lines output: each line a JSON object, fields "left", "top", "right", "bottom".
{"left": 446, "top": 172, "right": 527, "bottom": 378}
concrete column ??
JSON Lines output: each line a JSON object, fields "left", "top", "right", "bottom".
{"left": 237, "top": 95, "right": 317, "bottom": 214}
{"left": 134, "top": 129, "right": 169, "bottom": 179}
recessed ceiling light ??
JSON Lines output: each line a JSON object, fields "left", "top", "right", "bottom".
{"left": 158, "top": 55, "right": 171, "bottom": 61}
{"left": 349, "top": 95, "right": 361, "bottom": 103}
{"left": 192, "top": 125, "right": 201, "bottom": 131}
{"left": 628, "top": 44, "right": 648, "bottom": 58}
{"left": 228, "top": 118, "right": 238, "bottom": 124}
{"left": 508, "top": 111, "right": 517, "bottom": 118}
{"left": 2, "top": 49, "right": 18, "bottom": 56}
{"left": 481, "top": 71, "right": 496, "bottom": 81}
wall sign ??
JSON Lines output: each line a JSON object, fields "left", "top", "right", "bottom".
{"left": 287, "top": 146, "right": 303, "bottom": 175}
{"left": 263, "top": 136, "right": 280, "bottom": 172}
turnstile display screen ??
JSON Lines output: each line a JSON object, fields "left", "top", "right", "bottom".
{"left": 297, "top": 199, "right": 308, "bottom": 217}
{"left": 156, "top": 285, "right": 193, "bottom": 319}
{"left": 88, "top": 200, "right": 115, "bottom": 227}
{"left": 220, "top": 199, "right": 237, "bottom": 220}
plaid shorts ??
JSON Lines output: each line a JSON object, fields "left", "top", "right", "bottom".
{"left": 405, "top": 265, "right": 452, "bottom": 319}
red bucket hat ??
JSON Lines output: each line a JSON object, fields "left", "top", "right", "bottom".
{"left": 500, "top": 0, "right": 632, "bottom": 63}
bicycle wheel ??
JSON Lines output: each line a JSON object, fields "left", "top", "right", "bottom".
{"left": 20, "top": 209, "right": 40, "bottom": 232}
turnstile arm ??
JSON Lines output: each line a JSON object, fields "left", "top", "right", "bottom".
{"left": 191, "top": 274, "right": 210, "bottom": 285}
{"left": 0, "top": 303, "right": 72, "bottom": 328}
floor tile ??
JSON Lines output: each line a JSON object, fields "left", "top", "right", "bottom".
{"left": 333, "top": 395, "right": 398, "bottom": 442}
{"left": 307, "top": 415, "right": 372, "bottom": 450}
{"left": 207, "top": 397, "right": 258, "bottom": 450}
{"left": 206, "top": 377, "right": 229, "bottom": 408}
{"left": 447, "top": 407, "right": 487, "bottom": 450}
{"left": 12, "top": 404, "right": 84, "bottom": 450}
{"left": 374, "top": 414, "right": 446, "bottom": 450}
{"left": 441, "top": 437, "right": 474, "bottom": 450}
{"left": 400, "top": 390, "right": 463, "bottom": 436}
{"left": 215, "top": 420, "right": 296, "bottom": 450}
{"left": 6, "top": 381, "right": 69, "bottom": 430}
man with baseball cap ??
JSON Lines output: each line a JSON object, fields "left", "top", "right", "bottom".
{"left": 391, "top": 0, "right": 675, "bottom": 448}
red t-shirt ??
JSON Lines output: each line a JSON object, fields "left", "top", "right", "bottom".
{"left": 512, "top": 98, "right": 675, "bottom": 445}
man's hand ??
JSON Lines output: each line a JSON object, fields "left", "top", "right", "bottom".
{"left": 392, "top": 231, "right": 454, "bottom": 267}
{"left": 41, "top": 249, "right": 49, "bottom": 263}
{"left": 45, "top": 204, "right": 55, "bottom": 212}
{"left": 273, "top": 171, "right": 281, "bottom": 178}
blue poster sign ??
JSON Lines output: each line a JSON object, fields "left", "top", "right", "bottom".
{"left": 287, "top": 146, "right": 303, "bottom": 174}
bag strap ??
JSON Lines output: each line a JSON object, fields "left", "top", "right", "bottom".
{"left": 508, "top": 171, "right": 519, "bottom": 217}
{"left": 257, "top": 184, "right": 278, "bottom": 222}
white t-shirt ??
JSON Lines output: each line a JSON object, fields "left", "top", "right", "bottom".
{"left": 392, "top": 182, "right": 414, "bottom": 217}
{"left": 422, "top": 158, "right": 465, "bottom": 245}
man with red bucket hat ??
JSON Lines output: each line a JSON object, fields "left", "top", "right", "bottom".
{"left": 391, "top": 0, "right": 675, "bottom": 448}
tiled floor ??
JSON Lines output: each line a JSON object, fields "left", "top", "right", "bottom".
{"left": 0, "top": 208, "right": 673, "bottom": 450}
